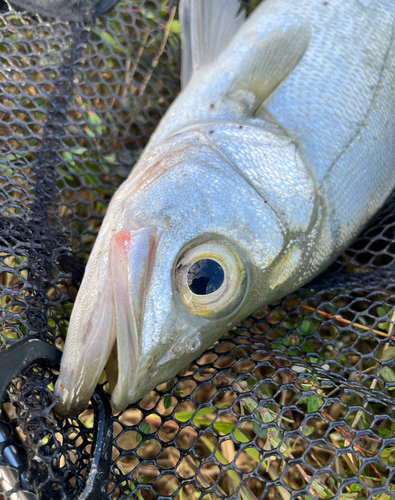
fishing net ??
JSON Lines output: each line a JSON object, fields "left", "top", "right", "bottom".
{"left": 1, "top": 1, "right": 395, "bottom": 499}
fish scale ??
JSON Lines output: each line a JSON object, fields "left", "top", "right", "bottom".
{"left": 249, "top": 0, "right": 395, "bottom": 246}
{"left": 55, "top": 0, "right": 395, "bottom": 415}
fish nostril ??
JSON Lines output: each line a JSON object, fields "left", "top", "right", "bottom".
{"left": 185, "top": 337, "right": 201, "bottom": 353}
{"left": 172, "top": 344, "right": 183, "bottom": 356}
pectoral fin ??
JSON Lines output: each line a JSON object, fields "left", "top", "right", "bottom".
{"left": 228, "top": 25, "right": 312, "bottom": 114}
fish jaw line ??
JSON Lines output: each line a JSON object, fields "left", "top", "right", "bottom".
{"left": 54, "top": 285, "right": 116, "bottom": 416}
{"left": 110, "top": 226, "right": 162, "bottom": 411}
{"left": 116, "top": 331, "right": 204, "bottom": 407}
{"left": 55, "top": 225, "right": 160, "bottom": 416}
{"left": 113, "top": 299, "right": 209, "bottom": 409}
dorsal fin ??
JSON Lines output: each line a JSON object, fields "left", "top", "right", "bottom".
{"left": 227, "top": 25, "right": 312, "bottom": 114}
{"left": 180, "top": 0, "right": 245, "bottom": 89}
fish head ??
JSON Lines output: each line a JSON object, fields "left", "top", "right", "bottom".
{"left": 55, "top": 144, "right": 288, "bottom": 414}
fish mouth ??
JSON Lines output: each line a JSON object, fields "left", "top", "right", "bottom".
{"left": 55, "top": 226, "right": 160, "bottom": 416}
{"left": 109, "top": 226, "right": 160, "bottom": 411}
{"left": 54, "top": 278, "right": 116, "bottom": 416}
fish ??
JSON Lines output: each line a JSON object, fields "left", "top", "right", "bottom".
{"left": 55, "top": 0, "right": 395, "bottom": 415}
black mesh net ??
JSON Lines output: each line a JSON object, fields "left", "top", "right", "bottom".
{"left": 1, "top": 1, "right": 395, "bottom": 499}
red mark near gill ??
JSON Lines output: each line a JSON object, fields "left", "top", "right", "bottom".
{"left": 134, "top": 153, "right": 174, "bottom": 192}
{"left": 113, "top": 230, "right": 133, "bottom": 253}
{"left": 145, "top": 160, "right": 162, "bottom": 177}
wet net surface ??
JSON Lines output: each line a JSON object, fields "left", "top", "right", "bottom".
{"left": 1, "top": 1, "right": 395, "bottom": 499}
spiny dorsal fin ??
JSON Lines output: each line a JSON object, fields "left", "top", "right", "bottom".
{"left": 228, "top": 25, "right": 312, "bottom": 113}
{"left": 180, "top": 0, "right": 245, "bottom": 89}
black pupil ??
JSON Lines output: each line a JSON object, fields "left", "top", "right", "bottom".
{"left": 187, "top": 259, "right": 225, "bottom": 295}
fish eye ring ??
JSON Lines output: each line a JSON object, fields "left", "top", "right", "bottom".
{"left": 176, "top": 242, "right": 246, "bottom": 317}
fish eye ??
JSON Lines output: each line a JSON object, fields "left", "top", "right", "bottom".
{"left": 187, "top": 259, "right": 225, "bottom": 295}
{"left": 176, "top": 242, "right": 247, "bottom": 318}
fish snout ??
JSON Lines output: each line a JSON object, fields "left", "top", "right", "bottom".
{"left": 54, "top": 260, "right": 117, "bottom": 416}
{"left": 55, "top": 226, "right": 160, "bottom": 416}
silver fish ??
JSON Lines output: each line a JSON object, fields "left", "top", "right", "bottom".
{"left": 55, "top": 0, "right": 395, "bottom": 415}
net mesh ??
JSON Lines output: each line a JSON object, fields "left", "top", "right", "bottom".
{"left": 1, "top": 1, "right": 395, "bottom": 499}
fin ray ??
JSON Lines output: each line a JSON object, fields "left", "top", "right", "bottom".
{"left": 180, "top": 0, "right": 245, "bottom": 88}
